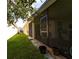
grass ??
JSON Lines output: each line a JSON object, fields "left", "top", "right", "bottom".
{"left": 7, "top": 33, "right": 47, "bottom": 59}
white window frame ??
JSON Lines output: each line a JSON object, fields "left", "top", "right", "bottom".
{"left": 40, "top": 14, "right": 48, "bottom": 38}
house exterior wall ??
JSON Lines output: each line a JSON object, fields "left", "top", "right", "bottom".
{"left": 34, "top": 15, "right": 40, "bottom": 40}
{"left": 23, "top": 17, "right": 36, "bottom": 40}
{"left": 34, "top": 0, "right": 71, "bottom": 46}
{"left": 47, "top": 0, "right": 72, "bottom": 48}
{"left": 33, "top": 0, "right": 72, "bottom": 56}
{"left": 23, "top": 22, "right": 29, "bottom": 35}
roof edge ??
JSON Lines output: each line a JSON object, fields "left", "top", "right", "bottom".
{"left": 36, "top": 0, "right": 56, "bottom": 14}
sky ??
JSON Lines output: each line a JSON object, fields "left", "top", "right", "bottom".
{"left": 0, "top": 0, "right": 46, "bottom": 39}
{"left": 32, "top": 0, "right": 46, "bottom": 9}
{"left": 16, "top": 18, "right": 24, "bottom": 28}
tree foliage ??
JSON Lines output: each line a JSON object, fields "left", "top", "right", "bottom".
{"left": 7, "top": 0, "right": 36, "bottom": 26}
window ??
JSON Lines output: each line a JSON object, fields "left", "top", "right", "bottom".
{"left": 40, "top": 14, "right": 48, "bottom": 39}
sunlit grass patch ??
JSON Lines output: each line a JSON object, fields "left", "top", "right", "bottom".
{"left": 7, "top": 33, "right": 47, "bottom": 59}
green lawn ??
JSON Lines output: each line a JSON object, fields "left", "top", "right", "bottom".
{"left": 7, "top": 33, "right": 47, "bottom": 59}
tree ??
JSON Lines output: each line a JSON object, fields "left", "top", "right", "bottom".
{"left": 7, "top": 0, "right": 36, "bottom": 26}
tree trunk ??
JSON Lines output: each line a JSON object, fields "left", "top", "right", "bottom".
{"left": 12, "top": 23, "right": 19, "bottom": 32}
